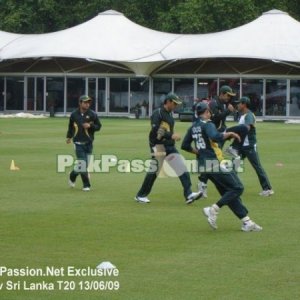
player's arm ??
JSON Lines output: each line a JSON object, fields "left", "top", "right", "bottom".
{"left": 244, "top": 112, "right": 255, "bottom": 129}
{"left": 205, "top": 122, "right": 240, "bottom": 143}
{"left": 66, "top": 115, "right": 75, "bottom": 143}
{"left": 205, "top": 122, "right": 224, "bottom": 142}
{"left": 150, "top": 111, "right": 162, "bottom": 139}
{"left": 181, "top": 127, "right": 198, "bottom": 155}
{"left": 209, "top": 101, "right": 231, "bottom": 123}
{"left": 151, "top": 112, "right": 172, "bottom": 141}
{"left": 89, "top": 114, "right": 102, "bottom": 132}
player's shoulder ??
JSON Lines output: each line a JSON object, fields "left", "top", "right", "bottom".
{"left": 88, "top": 109, "right": 98, "bottom": 117}
{"left": 152, "top": 107, "right": 161, "bottom": 115}
{"left": 154, "top": 107, "right": 170, "bottom": 119}
{"left": 202, "top": 119, "right": 213, "bottom": 125}
{"left": 208, "top": 98, "right": 217, "bottom": 107}
{"left": 70, "top": 108, "right": 79, "bottom": 117}
{"left": 198, "top": 118, "right": 213, "bottom": 130}
{"left": 208, "top": 98, "right": 221, "bottom": 112}
{"left": 191, "top": 118, "right": 201, "bottom": 129}
{"left": 245, "top": 110, "right": 256, "bottom": 121}
{"left": 150, "top": 108, "right": 161, "bottom": 119}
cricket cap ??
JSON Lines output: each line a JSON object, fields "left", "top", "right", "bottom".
{"left": 164, "top": 93, "right": 182, "bottom": 105}
{"left": 79, "top": 95, "right": 92, "bottom": 102}
{"left": 219, "top": 85, "right": 236, "bottom": 96}
{"left": 236, "top": 96, "right": 251, "bottom": 105}
{"left": 196, "top": 102, "right": 209, "bottom": 114}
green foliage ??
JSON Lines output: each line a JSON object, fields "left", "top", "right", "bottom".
{"left": 197, "top": 0, "right": 258, "bottom": 32}
{"left": 157, "top": 0, "right": 257, "bottom": 33}
{"left": 0, "top": 0, "right": 299, "bottom": 33}
{"left": 253, "top": 0, "right": 288, "bottom": 14}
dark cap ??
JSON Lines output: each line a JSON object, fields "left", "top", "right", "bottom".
{"left": 164, "top": 92, "right": 182, "bottom": 105}
{"left": 236, "top": 96, "right": 251, "bottom": 105}
{"left": 79, "top": 95, "right": 92, "bottom": 102}
{"left": 219, "top": 85, "right": 236, "bottom": 96}
{"left": 196, "top": 102, "right": 209, "bottom": 114}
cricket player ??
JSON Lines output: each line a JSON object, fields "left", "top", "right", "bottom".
{"left": 181, "top": 102, "right": 262, "bottom": 231}
{"left": 66, "top": 95, "right": 101, "bottom": 191}
{"left": 135, "top": 92, "right": 202, "bottom": 204}
{"left": 231, "top": 96, "right": 274, "bottom": 196}
{"left": 198, "top": 85, "right": 248, "bottom": 197}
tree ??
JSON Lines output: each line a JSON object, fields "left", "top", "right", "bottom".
{"left": 156, "top": 0, "right": 260, "bottom": 33}
{"left": 148, "top": 0, "right": 299, "bottom": 33}
{"left": 0, "top": 0, "right": 82, "bottom": 33}
{"left": 0, "top": 0, "right": 299, "bottom": 34}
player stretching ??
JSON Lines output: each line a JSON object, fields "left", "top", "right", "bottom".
{"left": 229, "top": 97, "right": 274, "bottom": 196}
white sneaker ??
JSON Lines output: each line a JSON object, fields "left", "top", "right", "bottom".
{"left": 68, "top": 179, "right": 75, "bottom": 188}
{"left": 135, "top": 196, "right": 150, "bottom": 203}
{"left": 82, "top": 187, "right": 90, "bottom": 192}
{"left": 236, "top": 166, "right": 244, "bottom": 173}
{"left": 259, "top": 189, "right": 274, "bottom": 196}
{"left": 186, "top": 191, "right": 203, "bottom": 204}
{"left": 241, "top": 221, "right": 262, "bottom": 232}
{"left": 203, "top": 206, "right": 218, "bottom": 229}
{"left": 224, "top": 146, "right": 240, "bottom": 158}
{"left": 269, "top": 189, "right": 275, "bottom": 195}
{"left": 198, "top": 181, "right": 208, "bottom": 198}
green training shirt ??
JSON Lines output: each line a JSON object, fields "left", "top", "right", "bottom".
{"left": 238, "top": 110, "right": 256, "bottom": 147}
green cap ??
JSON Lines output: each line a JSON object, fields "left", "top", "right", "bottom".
{"left": 236, "top": 96, "right": 251, "bottom": 105}
{"left": 219, "top": 85, "right": 236, "bottom": 96}
{"left": 79, "top": 95, "right": 92, "bottom": 102}
{"left": 196, "top": 102, "right": 209, "bottom": 114}
{"left": 164, "top": 92, "right": 182, "bottom": 105}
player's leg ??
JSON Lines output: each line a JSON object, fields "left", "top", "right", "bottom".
{"left": 244, "top": 146, "right": 273, "bottom": 193}
{"left": 202, "top": 172, "right": 243, "bottom": 229}
{"left": 222, "top": 170, "right": 262, "bottom": 230}
{"left": 165, "top": 146, "right": 202, "bottom": 203}
{"left": 203, "top": 172, "right": 262, "bottom": 231}
{"left": 136, "top": 169, "right": 157, "bottom": 200}
{"left": 69, "top": 144, "right": 86, "bottom": 186}
{"left": 135, "top": 146, "right": 161, "bottom": 203}
{"left": 211, "top": 171, "right": 244, "bottom": 207}
{"left": 79, "top": 144, "right": 92, "bottom": 190}
{"left": 198, "top": 173, "right": 208, "bottom": 197}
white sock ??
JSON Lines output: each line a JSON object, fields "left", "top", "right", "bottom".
{"left": 242, "top": 216, "right": 251, "bottom": 223}
{"left": 212, "top": 204, "right": 220, "bottom": 212}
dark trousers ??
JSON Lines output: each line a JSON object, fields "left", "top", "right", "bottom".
{"left": 70, "top": 142, "right": 93, "bottom": 188}
{"left": 137, "top": 145, "right": 192, "bottom": 199}
{"left": 207, "top": 171, "right": 248, "bottom": 219}
{"left": 240, "top": 145, "right": 272, "bottom": 190}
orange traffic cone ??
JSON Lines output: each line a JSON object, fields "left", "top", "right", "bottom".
{"left": 10, "top": 160, "right": 20, "bottom": 171}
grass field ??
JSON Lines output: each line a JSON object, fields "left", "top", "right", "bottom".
{"left": 0, "top": 117, "right": 299, "bottom": 300}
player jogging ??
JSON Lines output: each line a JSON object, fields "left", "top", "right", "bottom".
{"left": 181, "top": 102, "right": 262, "bottom": 231}
{"left": 198, "top": 85, "right": 248, "bottom": 197}
{"left": 135, "top": 92, "right": 202, "bottom": 204}
{"left": 66, "top": 95, "right": 101, "bottom": 191}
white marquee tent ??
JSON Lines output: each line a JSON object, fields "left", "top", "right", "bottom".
{"left": 1, "top": 9, "right": 300, "bottom": 75}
